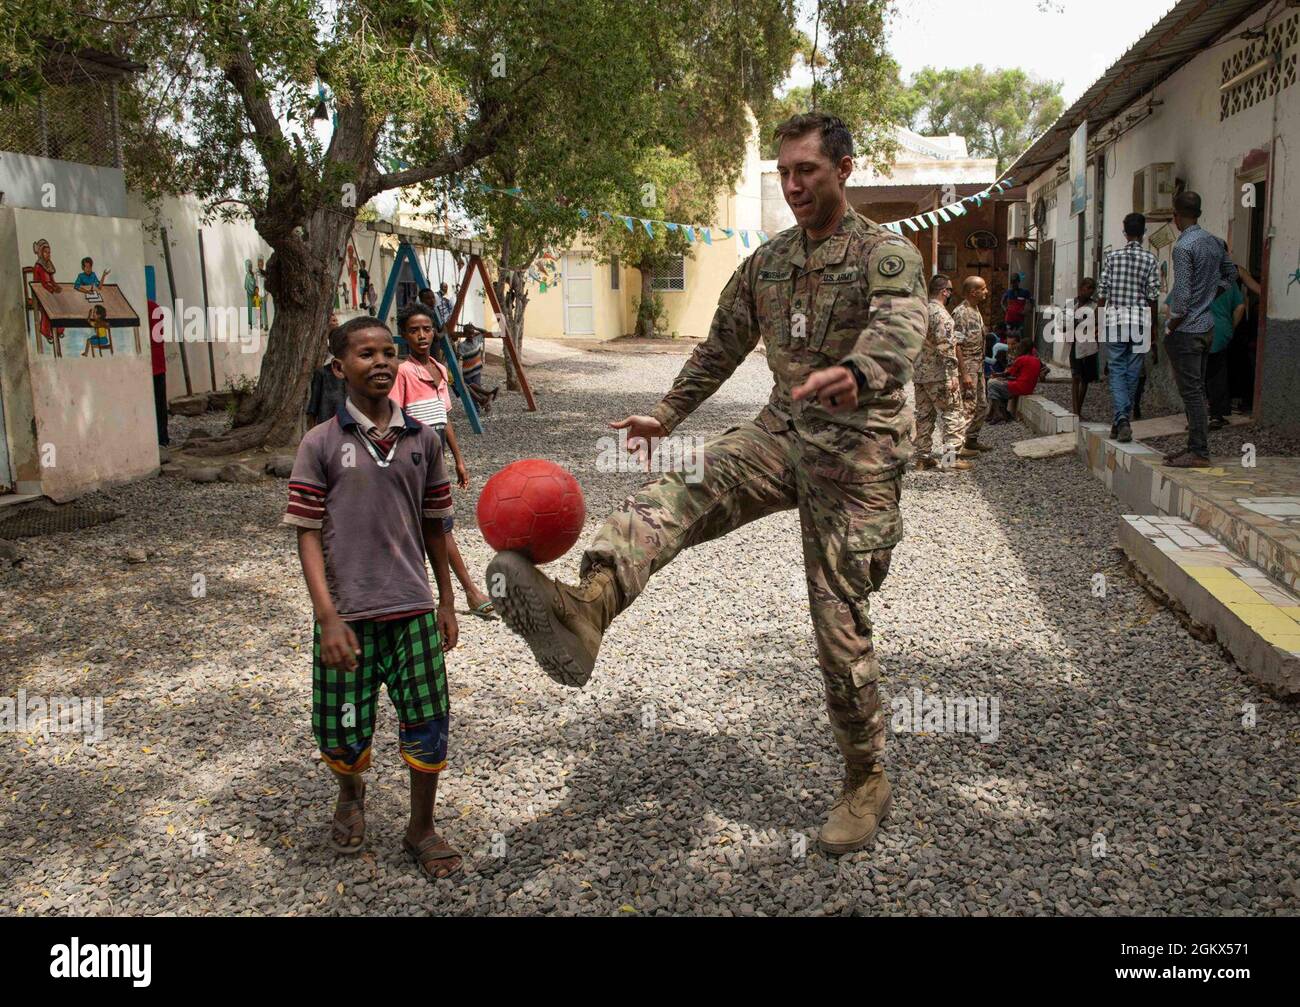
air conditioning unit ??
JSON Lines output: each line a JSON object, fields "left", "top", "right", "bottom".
{"left": 1007, "top": 202, "right": 1030, "bottom": 240}
{"left": 1133, "top": 163, "right": 1176, "bottom": 219}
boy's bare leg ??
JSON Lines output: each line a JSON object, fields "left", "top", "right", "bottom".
{"left": 447, "top": 532, "right": 492, "bottom": 610}
{"left": 330, "top": 768, "right": 365, "bottom": 849}
{"left": 405, "top": 770, "right": 460, "bottom": 877}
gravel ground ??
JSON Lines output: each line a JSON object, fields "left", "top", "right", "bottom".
{"left": 2, "top": 348, "right": 1297, "bottom": 917}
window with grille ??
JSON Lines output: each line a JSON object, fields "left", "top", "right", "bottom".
{"left": 1220, "top": 13, "right": 1298, "bottom": 120}
{"left": 650, "top": 256, "right": 685, "bottom": 292}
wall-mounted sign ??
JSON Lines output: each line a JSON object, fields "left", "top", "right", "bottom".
{"left": 1070, "top": 123, "right": 1088, "bottom": 218}
{"left": 965, "top": 230, "right": 998, "bottom": 250}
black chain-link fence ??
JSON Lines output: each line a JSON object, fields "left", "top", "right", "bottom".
{"left": 0, "top": 80, "right": 121, "bottom": 168}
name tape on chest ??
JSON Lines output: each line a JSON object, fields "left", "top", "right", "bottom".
{"left": 758, "top": 268, "right": 793, "bottom": 282}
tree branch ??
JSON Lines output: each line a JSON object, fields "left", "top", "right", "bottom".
{"left": 364, "top": 102, "right": 510, "bottom": 200}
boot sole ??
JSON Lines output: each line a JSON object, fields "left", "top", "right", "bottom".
{"left": 818, "top": 792, "right": 893, "bottom": 856}
{"left": 486, "top": 551, "right": 594, "bottom": 688}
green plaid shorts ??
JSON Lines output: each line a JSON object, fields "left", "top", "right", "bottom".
{"left": 312, "top": 611, "right": 449, "bottom": 774}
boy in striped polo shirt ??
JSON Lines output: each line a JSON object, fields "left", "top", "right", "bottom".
{"left": 284, "top": 316, "right": 463, "bottom": 879}
{"left": 390, "top": 304, "right": 497, "bottom": 620}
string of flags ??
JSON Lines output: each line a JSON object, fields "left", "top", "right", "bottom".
{"left": 476, "top": 183, "right": 771, "bottom": 247}
{"left": 880, "top": 178, "right": 1017, "bottom": 235}
{"left": 476, "top": 174, "right": 1016, "bottom": 247}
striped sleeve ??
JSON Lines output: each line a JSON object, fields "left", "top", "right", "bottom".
{"left": 283, "top": 436, "right": 327, "bottom": 529}
{"left": 421, "top": 430, "right": 453, "bottom": 520}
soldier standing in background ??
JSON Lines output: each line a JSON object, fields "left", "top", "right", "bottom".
{"left": 912, "top": 273, "right": 971, "bottom": 471}
{"left": 488, "top": 113, "right": 928, "bottom": 855}
{"left": 952, "top": 276, "right": 992, "bottom": 455}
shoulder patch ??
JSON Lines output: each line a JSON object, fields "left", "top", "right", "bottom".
{"left": 877, "top": 255, "right": 905, "bottom": 278}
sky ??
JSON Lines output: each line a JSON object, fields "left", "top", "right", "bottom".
{"left": 793, "top": 0, "right": 1180, "bottom": 106}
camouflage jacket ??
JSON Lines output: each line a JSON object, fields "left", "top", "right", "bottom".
{"left": 649, "top": 207, "right": 927, "bottom": 483}
{"left": 951, "top": 301, "right": 986, "bottom": 361}
{"left": 914, "top": 299, "right": 959, "bottom": 386}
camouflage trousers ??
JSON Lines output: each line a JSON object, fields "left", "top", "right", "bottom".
{"left": 960, "top": 359, "right": 988, "bottom": 441}
{"left": 912, "top": 380, "right": 964, "bottom": 462}
{"left": 582, "top": 417, "right": 901, "bottom": 768}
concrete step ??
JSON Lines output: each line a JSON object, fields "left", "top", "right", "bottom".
{"left": 1019, "top": 395, "right": 1078, "bottom": 437}
{"left": 1076, "top": 419, "right": 1300, "bottom": 592}
{"left": 1120, "top": 514, "right": 1300, "bottom": 698}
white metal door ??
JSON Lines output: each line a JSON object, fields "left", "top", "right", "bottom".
{"left": 564, "top": 255, "right": 594, "bottom": 335}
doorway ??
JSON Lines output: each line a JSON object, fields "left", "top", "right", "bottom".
{"left": 563, "top": 255, "right": 594, "bottom": 335}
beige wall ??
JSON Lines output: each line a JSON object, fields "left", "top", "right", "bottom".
{"left": 1, "top": 206, "right": 157, "bottom": 500}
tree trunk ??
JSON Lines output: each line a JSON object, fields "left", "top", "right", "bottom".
{"left": 636, "top": 268, "right": 656, "bottom": 339}
{"left": 191, "top": 100, "right": 377, "bottom": 456}
{"left": 497, "top": 269, "right": 529, "bottom": 391}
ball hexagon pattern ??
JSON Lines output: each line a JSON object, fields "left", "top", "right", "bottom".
{"left": 476, "top": 459, "right": 586, "bottom": 564}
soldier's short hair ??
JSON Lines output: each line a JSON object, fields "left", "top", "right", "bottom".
{"left": 772, "top": 113, "right": 854, "bottom": 164}
{"left": 962, "top": 276, "right": 985, "bottom": 294}
{"left": 1123, "top": 212, "right": 1146, "bottom": 239}
{"left": 928, "top": 273, "right": 952, "bottom": 296}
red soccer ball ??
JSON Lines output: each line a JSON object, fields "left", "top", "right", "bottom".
{"left": 476, "top": 459, "right": 586, "bottom": 564}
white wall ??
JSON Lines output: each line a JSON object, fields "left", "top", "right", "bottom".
{"left": 1027, "top": 4, "right": 1298, "bottom": 321}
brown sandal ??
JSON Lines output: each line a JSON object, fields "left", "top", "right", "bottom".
{"left": 330, "top": 783, "right": 366, "bottom": 853}
{"left": 403, "top": 833, "right": 463, "bottom": 880}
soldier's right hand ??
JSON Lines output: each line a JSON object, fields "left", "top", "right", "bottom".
{"left": 609, "top": 414, "right": 667, "bottom": 471}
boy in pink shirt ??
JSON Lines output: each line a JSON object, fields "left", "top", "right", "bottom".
{"left": 391, "top": 304, "right": 497, "bottom": 619}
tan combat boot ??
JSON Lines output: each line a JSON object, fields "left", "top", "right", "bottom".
{"left": 486, "top": 551, "right": 619, "bottom": 687}
{"left": 818, "top": 764, "right": 892, "bottom": 855}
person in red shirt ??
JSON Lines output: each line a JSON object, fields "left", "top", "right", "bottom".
{"left": 149, "top": 299, "right": 169, "bottom": 447}
{"left": 986, "top": 333, "right": 1043, "bottom": 423}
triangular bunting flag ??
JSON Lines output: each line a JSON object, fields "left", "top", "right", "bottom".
{"left": 758, "top": 231, "right": 769, "bottom": 243}
{"left": 937, "top": 207, "right": 951, "bottom": 223}
{"left": 903, "top": 217, "right": 919, "bottom": 232}
{"left": 740, "top": 231, "right": 750, "bottom": 248}
{"left": 665, "top": 221, "right": 679, "bottom": 233}
{"left": 642, "top": 218, "right": 655, "bottom": 238}
{"left": 722, "top": 228, "right": 734, "bottom": 239}
{"left": 622, "top": 216, "right": 635, "bottom": 232}
{"left": 926, "top": 212, "right": 939, "bottom": 227}
{"left": 577, "top": 209, "right": 589, "bottom": 220}
{"left": 684, "top": 226, "right": 696, "bottom": 243}
{"left": 701, "top": 228, "right": 712, "bottom": 245}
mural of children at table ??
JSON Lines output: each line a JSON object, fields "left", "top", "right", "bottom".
{"left": 31, "top": 239, "right": 65, "bottom": 351}
{"left": 257, "top": 255, "right": 270, "bottom": 329}
{"left": 244, "top": 259, "right": 259, "bottom": 330}
{"left": 74, "top": 256, "right": 112, "bottom": 293}
{"left": 83, "top": 304, "right": 113, "bottom": 356}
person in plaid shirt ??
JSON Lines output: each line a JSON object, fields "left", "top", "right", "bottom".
{"left": 1097, "top": 213, "right": 1160, "bottom": 443}
{"left": 284, "top": 316, "right": 463, "bottom": 879}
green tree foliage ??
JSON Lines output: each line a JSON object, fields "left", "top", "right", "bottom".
{"left": 900, "top": 65, "right": 1064, "bottom": 173}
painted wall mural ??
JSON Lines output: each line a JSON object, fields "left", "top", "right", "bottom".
{"left": 25, "top": 236, "right": 141, "bottom": 357}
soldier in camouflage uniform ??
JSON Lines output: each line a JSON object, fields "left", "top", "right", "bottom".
{"left": 488, "top": 114, "right": 926, "bottom": 855}
{"left": 951, "top": 276, "right": 991, "bottom": 453}
{"left": 912, "top": 273, "right": 970, "bottom": 471}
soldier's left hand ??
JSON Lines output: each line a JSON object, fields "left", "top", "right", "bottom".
{"left": 792, "top": 365, "right": 859, "bottom": 414}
